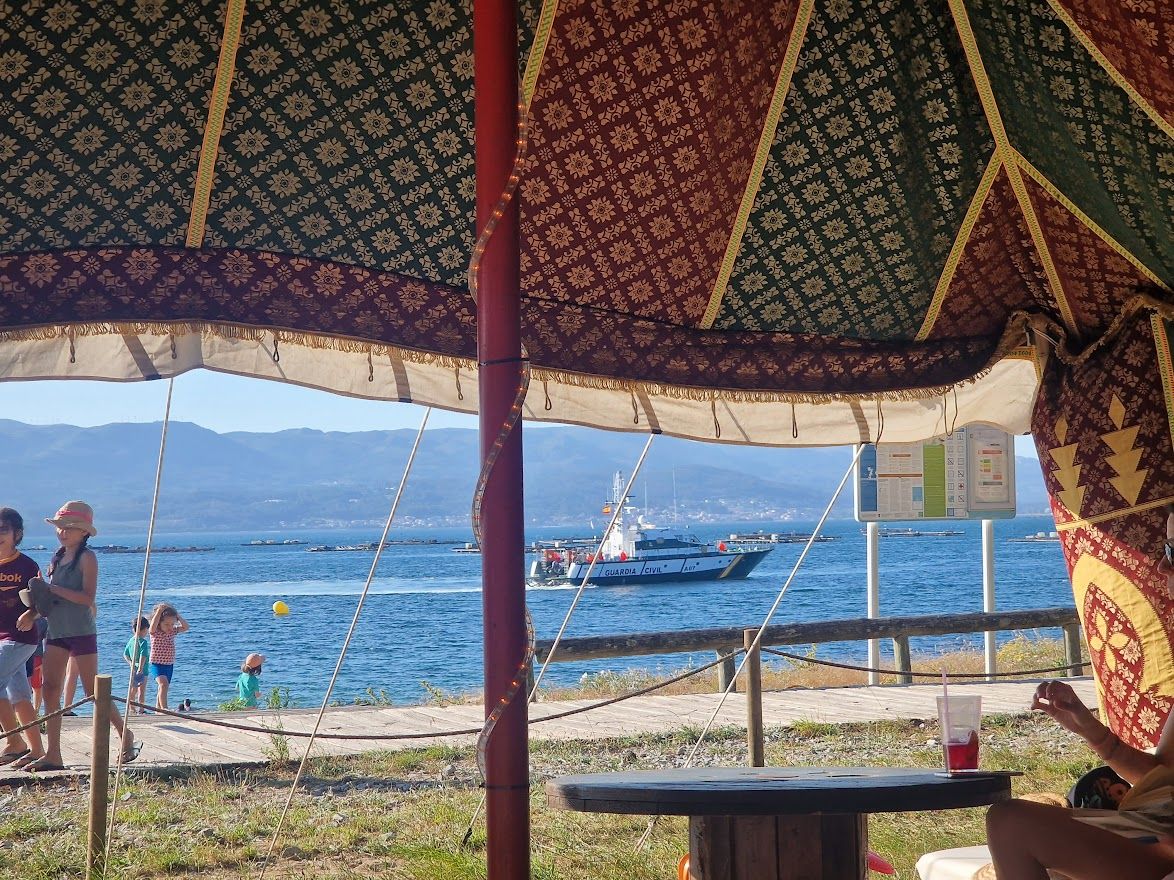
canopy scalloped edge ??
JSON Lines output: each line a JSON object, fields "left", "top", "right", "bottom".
{"left": 0, "top": 319, "right": 1042, "bottom": 447}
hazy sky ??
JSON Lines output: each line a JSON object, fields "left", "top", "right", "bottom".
{"left": 1, "top": 371, "right": 1040, "bottom": 457}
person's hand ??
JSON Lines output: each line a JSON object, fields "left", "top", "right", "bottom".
{"left": 1032, "top": 680, "right": 1100, "bottom": 739}
{"left": 16, "top": 609, "right": 37, "bottom": 632}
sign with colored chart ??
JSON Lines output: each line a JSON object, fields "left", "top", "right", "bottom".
{"left": 854, "top": 427, "right": 1016, "bottom": 521}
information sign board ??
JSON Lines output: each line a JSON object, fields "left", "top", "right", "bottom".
{"left": 854, "top": 427, "right": 1016, "bottom": 521}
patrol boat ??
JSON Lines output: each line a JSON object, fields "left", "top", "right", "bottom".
{"left": 529, "top": 473, "right": 772, "bottom": 586}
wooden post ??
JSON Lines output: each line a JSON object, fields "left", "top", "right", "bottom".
{"left": 744, "top": 629, "right": 764, "bottom": 767}
{"left": 87, "top": 674, "right": 112, "bottom": 880}
{"left": 526, "top": 659, "right": 537, "bottom": 704}
{"left": 892, "top": 636, "right": 913, "bottom": 685}
{"left": 717, "top": 649, "right": 737, "bottom": 693}
{"left": 1062, "top": 624, "right": 1083, "bottom": 677}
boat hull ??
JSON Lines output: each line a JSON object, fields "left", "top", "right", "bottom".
{"left": 555, "top": 548, "right": 772, "bottom": 586}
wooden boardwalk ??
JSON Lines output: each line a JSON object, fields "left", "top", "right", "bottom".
{"left": 4, "top": 678, "right": 1096, "bottom": 779}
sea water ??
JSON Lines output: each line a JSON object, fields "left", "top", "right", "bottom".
{"left": 25, "top": 515, "right": 1072, "bottom": 711}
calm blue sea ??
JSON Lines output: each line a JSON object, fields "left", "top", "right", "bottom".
{"left": 21, "top": 515, "right": 1072, "bottom": 711}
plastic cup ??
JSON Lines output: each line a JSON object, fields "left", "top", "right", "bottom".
{"left": 937, "top": 694, "right": 981, "bottom": 771}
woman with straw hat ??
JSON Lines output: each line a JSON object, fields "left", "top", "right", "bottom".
{"left": 18, "top": 501, "right": 138, "bottom": 771}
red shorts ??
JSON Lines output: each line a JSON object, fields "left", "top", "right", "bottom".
{"left": 28, "top": 656, "right": 42, "bottom": 690}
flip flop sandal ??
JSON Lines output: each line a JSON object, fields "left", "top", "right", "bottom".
{"left": 121, "top": 740, "right": 143, "bottom": 764}
{"left": 10, "top": 753, "right": 40, "bottom": 770}
{"left": 25, "top": 759, "right": 66, "bottom": 773}
{"left": 0, "top": 749, "right": 29, "bottom": 766}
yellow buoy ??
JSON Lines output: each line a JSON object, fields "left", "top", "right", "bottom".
{"left": 272, "top": 600, "right": 290, "bottom": 616}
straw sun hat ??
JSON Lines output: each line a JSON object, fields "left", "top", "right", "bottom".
{"left": 45, "top": 500, "right": 98, "bottom": 537}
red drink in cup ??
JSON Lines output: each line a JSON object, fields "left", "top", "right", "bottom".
{"left": 946, "top": 728, "right": 980, "bottom": 771}
{"left": 936, "top": 694, "right": 981, "bottom": 772}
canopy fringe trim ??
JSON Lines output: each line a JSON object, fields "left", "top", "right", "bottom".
{"left": 6, "top": 305, "right": 1170, "bottom": 405}
{"left": 529, "top": 325, "right": 1041, "bottom": 407}
{"left": 0, "top": 321, "right": 474, "bottom": 372}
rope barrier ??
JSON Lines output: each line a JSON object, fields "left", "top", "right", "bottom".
{"left": 0, "top": 696, "right": 95, "bottom": 739}
{"left": 107, "top": 653, "right": 741, "bottom": 744}
{"left": 759, "top": 646, "right": 1090, "bottom": 679}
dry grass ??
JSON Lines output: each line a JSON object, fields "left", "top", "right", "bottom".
{"left": 0, "top": 713, "right": 1099, "bottom": 880}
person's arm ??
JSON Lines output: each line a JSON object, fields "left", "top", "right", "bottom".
{"left": 174, "top": 613, "right": 190, "bottom": 634}
{"left": 48, "top": 552, "right": 98, "bottom": 605}
{"left": 1033, "top": 679, "right": 1167, "bottom": 784}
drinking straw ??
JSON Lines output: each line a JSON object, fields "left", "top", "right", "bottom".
{"left": 940, "top": 670, "right": 952, "bottom": 773}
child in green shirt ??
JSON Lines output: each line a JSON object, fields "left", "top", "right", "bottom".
{"left": 123, "top": 617, "right": 149, "bottom": 713}
{"left": 236, "top": 653, "right": 264, "bottom": 708}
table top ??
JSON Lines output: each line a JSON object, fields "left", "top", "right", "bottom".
{"left": 546, "top": 766, "right": 1013, "bottom": 816}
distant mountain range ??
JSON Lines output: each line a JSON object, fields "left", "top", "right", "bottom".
{"left": 0, "top": 420, "right": 1051, "bottom": 534}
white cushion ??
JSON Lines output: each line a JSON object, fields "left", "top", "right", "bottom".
{"left": 916, "top": 846, "right": 991, "bottom": 880}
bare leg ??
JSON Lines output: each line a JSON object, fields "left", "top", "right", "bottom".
{"left": 155, "top": 674, "right": 169, "bottom": 711}
{"left": 39, "top": 645, "right": 69, "bottom": 766}
{"left": 13, "top": 700, "right": 42, "bottom": 758}
{"left": 72, "top": 654, "right": 132, "bottom": 751}
{"left": 0, "top": 699, "right": 23, "bottom": 753}
{"left": 987, "top": 799, "right": 1174, "bottom": 880}
{"left": 63, "top": 656, "right": 78, "bottom": 709}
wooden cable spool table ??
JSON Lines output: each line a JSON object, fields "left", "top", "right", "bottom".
{"left": 547, "top": 766, "right": 1012, "bottom": 880}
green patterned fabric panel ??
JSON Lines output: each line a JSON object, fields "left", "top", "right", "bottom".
{"left": 0, "top": 1, "right": 224, "bottom": 251}
{"left": 967, "top": 0, "right": 1172, "bottom": 287}
{"left": 204, "top": 0, "right": 538, "bottom": 285}
{"left": 714, "top": 0, "right": 994, "bottom": 339}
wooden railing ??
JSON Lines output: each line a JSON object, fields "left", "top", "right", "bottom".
{"left": 534, "top": 606, "right": 1084, "bottom": 688}
{"left": 534, "top": 607, "right": 1086, "bottom": 767}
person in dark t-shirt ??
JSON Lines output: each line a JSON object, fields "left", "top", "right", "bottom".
{"left": 0, "top": 508, "right": 44, "bottom": 767}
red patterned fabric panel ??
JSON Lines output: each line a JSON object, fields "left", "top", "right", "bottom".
{"left": 1032, "top": 313, "right": 1174, "bottom": 747}
{"left": 925, "top": 168, "right": 1049, "bottom": 340}
{"left": 1023, "top": 175, "right": 1164, "bottom": 343}
{"left": 1054, "top": 0, "right": 1173, "bottom": 125}
{"left": 520, "top": 0, "right": 799, "bottom": 324}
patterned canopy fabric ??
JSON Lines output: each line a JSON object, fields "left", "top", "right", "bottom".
{"left": 0, "top": 0, "right": 1167, "bottom": 444}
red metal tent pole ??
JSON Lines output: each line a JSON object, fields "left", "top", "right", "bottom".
{"left": 474, "top": 2, "right": 530, "bottom": 879}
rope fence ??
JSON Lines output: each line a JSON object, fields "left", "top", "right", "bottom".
{"left": 0, "top": 696, "right": 96, "bottom": 739}
{"left": 760, "top": 647, "right": 1091, "bottom": 679}
{"left": 104, "top": 652, "right": 739, "bottom": 743}
{"left": 6, "top": 648, "right": 1092, "bottom": 756}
